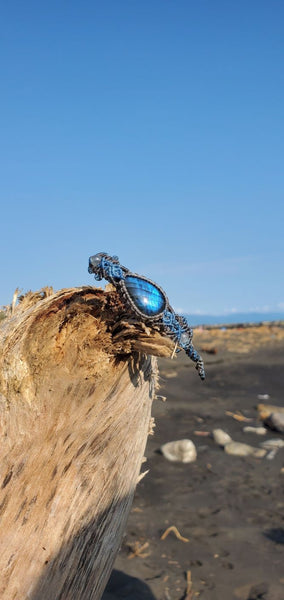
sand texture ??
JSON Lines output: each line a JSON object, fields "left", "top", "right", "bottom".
{"left": 103, "top": 325, "right": 284, "bottom": 600}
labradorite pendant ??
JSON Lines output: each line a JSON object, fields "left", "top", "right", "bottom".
{"left": 124, "top": 275, "right": 166, "bottom": 317}
{"left": 88, "top": 252, "right": 205, "bottom": 380}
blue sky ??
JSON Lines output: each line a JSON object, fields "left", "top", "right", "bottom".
{"left": 0, "top": 0, "right": 283, "bottom": 315}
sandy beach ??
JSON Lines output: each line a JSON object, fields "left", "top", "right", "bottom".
{"left": 103, "top": 324, "right": 284, "bottom": 600}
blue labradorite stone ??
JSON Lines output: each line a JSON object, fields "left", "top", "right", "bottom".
{"left": 125, "top": 275, "right": 166, "bottom": 317}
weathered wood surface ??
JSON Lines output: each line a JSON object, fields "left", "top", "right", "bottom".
{"left": 0, "top": 286, "right": 174, "bottom": 600}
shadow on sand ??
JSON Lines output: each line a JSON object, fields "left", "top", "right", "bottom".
{"left": 102, "top": 569, "right": 157, "bottom": 600}
{"left": 263, "top": 527, "right": 284, "bottom": 544}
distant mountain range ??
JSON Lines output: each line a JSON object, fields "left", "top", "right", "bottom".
{"left": 184, "top": 312, "right": 284, "bottom": 327}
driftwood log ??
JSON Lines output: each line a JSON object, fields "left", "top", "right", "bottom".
{"left": 0, "top": 286, "right": 174, "bottom": 600}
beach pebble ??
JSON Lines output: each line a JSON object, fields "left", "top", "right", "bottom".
{"left": 212, "top": 429, "right": 232, "bottom": 446}
{"left": 160, "top": 439, "right": 197, "bottom": 463}
{"left": 265, "top": 412, "right": 284, "bottom": 433}
{"left": 224, "top": 441, "right": 266, "bottom": 458}
{"left": 266, "top": 449, "right": 279, "bottom": 460}
{"left": 260, "top": 438, "right": 284, "bottom": 450}
{"left": 163, "top": 370, "right": 178, "bottom": 379}
{"left": 243, "top": 426, "right": 267, "bottom": 435}
{"left": 234, "top": 581, "right": 269, "bottom": 599}
{"left": 247, "top": 582, "right": 269, "bottom": 600}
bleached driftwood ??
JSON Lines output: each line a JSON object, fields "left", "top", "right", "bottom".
{"left": 0, "top": 286, "right": 174, "bottom": 600}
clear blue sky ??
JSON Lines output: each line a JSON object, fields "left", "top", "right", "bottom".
{"left": 1, "top": 0, "right": 283, "bottom": 315}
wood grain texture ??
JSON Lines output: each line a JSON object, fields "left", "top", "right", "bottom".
{"left": 0, "top": 286, "right": 175, "bottom": 599}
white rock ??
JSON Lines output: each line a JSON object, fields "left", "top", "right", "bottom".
{"left": 161, "top": 439, "right": 197, "bottom": 463}
{"left": 243, "top": 426, "right": 267, "bottom": 435}
{"left": 224, "top": 441, "right": 266, "bottom": 458}
{"left": 266, "top": 449, "right": 279, "bottom": 460}
{"left": 260, "top": 438, "right": 284, "bottom": 450}
{"left": 212, "top": 429, "right": 232, "bottom": 446}
{"left": 257, "top": 394, "right": 270, "bottom": 400}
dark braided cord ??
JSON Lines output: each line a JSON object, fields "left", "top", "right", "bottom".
{"left": 175, "top": 314, "right": 194, "bottom": 342}
{"left": 185, "top": 343, "right": 205, "bottom": 380}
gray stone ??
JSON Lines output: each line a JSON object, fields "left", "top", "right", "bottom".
{"left": 265, "top": 412, "right": 284, "bottom": 433}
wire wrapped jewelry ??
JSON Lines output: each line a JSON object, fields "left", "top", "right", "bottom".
{"left": 88, "top": 252, "right": 205, "bottom": 380}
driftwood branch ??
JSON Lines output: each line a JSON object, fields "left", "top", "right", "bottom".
{"left": 0, "top": 286, "right": 175, "bottom": 600}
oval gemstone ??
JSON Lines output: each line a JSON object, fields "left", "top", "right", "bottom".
{"left": 124, "top": 275, "right": 166, "bottom": 317}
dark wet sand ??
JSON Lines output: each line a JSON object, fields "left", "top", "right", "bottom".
{"left": 103, "top": 326, "right": 284, "bottom": 600}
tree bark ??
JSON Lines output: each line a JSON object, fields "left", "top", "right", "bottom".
{"left": 0, "top": 286, "right": 174, "bottom": 600}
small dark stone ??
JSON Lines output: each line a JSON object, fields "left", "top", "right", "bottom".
{"left": 222, "top": 561, "right": 234, "bottom": 570}
{"left": 247, "top": 582, "right": 269, "bottom": 600}
{"left": 264, "top": 527, "right": 284, "bottom": 544}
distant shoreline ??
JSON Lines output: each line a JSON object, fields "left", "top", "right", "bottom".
{"left": 184, "top": 312, "right": 284, "bottom": 328}
{"left": 194, "top": 320, "right": 284, "bottom": 330}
